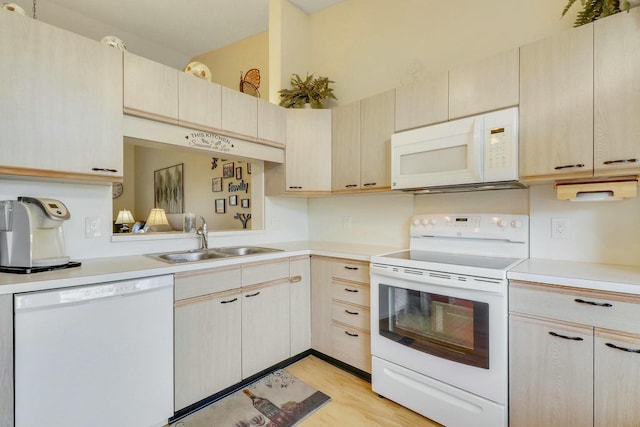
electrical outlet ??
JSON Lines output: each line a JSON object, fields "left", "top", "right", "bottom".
{"left": 85, "top": 217, "right": 102, "bottom": 238}
{"left": 551, "top": 217, "right": 569, "bottom": 239}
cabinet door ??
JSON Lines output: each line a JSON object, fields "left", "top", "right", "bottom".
{"left": 310, "top": 256, "right": 333, "bottom": 355}
{"left": 330, "top": 323, "right": 371, "bottom": 373}
{"left": 290, "top": 257, "right": 311, "bottom": 356}
{"left": 519, "top": 24, "right": 594, "bottom": 181}
{"left": 242, "top": 281, "right": 290, "bottom": 378}
{"left": 594, "top": 7, "right": 640, "bottom": 177}
{"left": 0, "top": 294, "right": 13, "bottom": 427}
{"left": 395, "top": 71, "right": 448, "bottom": 132}
{"left": 285, "top": 109, "right": 332, "bottom": 193}
{"left": 332, "top": 101, "right": 361, "bottom": 191}
{"left": 594, "top": 329, "right": 640, "bottom": 426}
{"left": 0, "top": 12, "right": 122, "bottom": 179}
{"left": 178, "top": 73, "right": 222, "bottom": 131}
{"left": 509, "top": 314, "right": 593, "bottom": 427}
{"left": 257, "top": 99, "right": 286, "bottom": 145}
{"left": 360, "top": 90, "right": 394, "bottom": 190}
{"left": 221, "top": 86, "right": 257, "bottom": 139}
{"left": 174, "top": 290, "right": 242, "bottom": 411}
{"left": 449, "top": 48, "right": 519, "bottom": 120}
{"left": 123, "top": 52, "right": 178, "bottom": 124}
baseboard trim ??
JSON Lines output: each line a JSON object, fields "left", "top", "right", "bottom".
{"left": 308, "top": 349, "right": 372, "bottom": 382}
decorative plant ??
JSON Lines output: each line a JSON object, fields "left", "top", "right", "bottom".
{"left": 562, "top": 0, "right": 630, "bottom": 27}
{"left": 278, "top": 73, "right": 337, "bottom": 108}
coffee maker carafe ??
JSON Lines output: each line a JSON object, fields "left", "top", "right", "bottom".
{"left": 0, "top": 196, "right": 71, "bottom": 269}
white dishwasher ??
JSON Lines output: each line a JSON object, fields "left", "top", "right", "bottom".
{"left": 14, "top": 274, "right": 174, "bottom": 427}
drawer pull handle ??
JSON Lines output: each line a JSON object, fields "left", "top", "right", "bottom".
{"left": 345, "top": 309, "right": 359, "bottom": 315}
{"left": 344, "top": 266, "right": 359, "bottom": 271}
{"left": 574, "top": 298, "right": 612, "bottom": 308}
{"left": 288, "top": 186, "right": 303, "bottom": 189}
{"left": 605, "top": 342, "right": 640, "bottom": 354}
{"left": 554, "top": 163, "right": 585, "bottom": 170}
{"left": 289, "top": 275, "right": 302, "bottom": 283}
{"left": 220, "top": 298, "right": 238, "bottom": 304}
{"left": 245, "top": 292, "right": 261, "bottom": 298}
{"left": 603, "top": 158, "right": 638, "bottom": 165}
{"left": 345, "top": 184, "right": 358, "bottom": 188}
{"left": 549, "top": 331, "right": 584, "bottom": 341}
{"left": 363, "top": 182, "right": 377, "bottom": 187}
{"left": 345, "top": 330, "right": 359, "bottom": 337}
{"left": 344, "top": 288, "right": 359, "bottom": 293}
{"left": 91, "top": 167, "right": 118, "bottom": 173}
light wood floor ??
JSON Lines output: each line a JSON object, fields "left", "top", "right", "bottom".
{"left": 285, "top": 356, "right": 442, "bottom": 426}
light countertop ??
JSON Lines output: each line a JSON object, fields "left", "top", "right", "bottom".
{"left": 0, "top": 241, "right": 400, "bottom": 295}
{"left": 508, "top": 258, "right": 640, "bottom": 295}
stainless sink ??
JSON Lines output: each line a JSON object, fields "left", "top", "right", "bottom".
{"left": 148, "top": 246, "right": 283, "bottom": 264}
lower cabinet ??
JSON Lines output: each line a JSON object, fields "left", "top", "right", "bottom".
{"left": 509, "top": 281, "right": 640, "bottom": 427}
{"left": 174, "top": 257, "right": 311, "bottom": 412}
{"left": 311, "top": 256, "right": 371, "bottom": 373}
{"left": 0, "top": 294, "right": 13, "bottom": 427}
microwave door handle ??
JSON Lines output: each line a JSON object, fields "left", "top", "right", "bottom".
{"left": 474, "top": 116, "right": 484, "bottom": 182}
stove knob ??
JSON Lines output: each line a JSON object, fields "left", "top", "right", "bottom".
{"left": 429, "top": 219, "right": 437, "bottom": 226}
{"left": 412, "top": 218, "right": 421, "bottom": 226}
{"left": 511, "top": 220, "right": 522, "bottom": 229}
{"left": 494, "top": 218, "right": 506, "bottom": 228}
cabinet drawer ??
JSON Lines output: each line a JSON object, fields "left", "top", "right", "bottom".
{"left": 331, "top": 301, "right": 370, "bottom": 331}
{"left": 331, "top": 281, "right": 370, "bottom": 307}
{"left": 331, "top": 259, "right": 370, "bottom": 283}
{"left": 242, "top": 259, "right": 290, "bottom": 287}
{"left": 175, "top": 267, "right": 241, "bottom": 301}
{"left": 510, "top": 281, "right": 640, "bottom": 335}
{"left": 331, "top": 323, "right": 371, "bottom": 373}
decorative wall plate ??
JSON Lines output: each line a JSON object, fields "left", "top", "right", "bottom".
{"left": 184, "top": 61, "right": 212, "bottom": 81}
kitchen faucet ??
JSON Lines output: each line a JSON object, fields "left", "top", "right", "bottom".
{"left": 197, "top": 216, "right": 208, "bottom": 249}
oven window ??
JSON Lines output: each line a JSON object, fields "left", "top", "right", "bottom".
{"left": 379, "top": 284, "right": 489, "bottom": 369}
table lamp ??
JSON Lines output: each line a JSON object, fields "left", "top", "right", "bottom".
{"left": 114, "top": 209, "right": 135, "bottom": 233}
{"left": 145, "top": 208, "right": 171, "bottom": 232}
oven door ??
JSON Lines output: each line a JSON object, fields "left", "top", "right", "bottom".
{"left": 370, "top": 264, "right": 507, "bottom": 404}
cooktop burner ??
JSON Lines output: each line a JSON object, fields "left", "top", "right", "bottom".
{"left": 0, "top": 261, "right": 81, "bottom": 274}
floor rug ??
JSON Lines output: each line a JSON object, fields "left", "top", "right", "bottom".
{"left": 171, "top": 369, "right": 331, "bottom": 427}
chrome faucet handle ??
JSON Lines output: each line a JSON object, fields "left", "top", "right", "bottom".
{"left": 200, "top": 216, "right": 207, "bottom": 232}
{"left": 197, "top": 216, "right": 208, "bottom": 249}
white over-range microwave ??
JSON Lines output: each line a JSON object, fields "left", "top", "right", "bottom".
{"left": 391, "top": 107, "right": 524, "bottom": 192}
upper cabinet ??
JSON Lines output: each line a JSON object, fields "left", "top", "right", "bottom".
{"left": 332, "top": 90, "right": 394, "bottom": 192}
{"left": 285, "top": 109, "right": 332, "bottom": 193}
{"left": 0, "top": 11, "right": 123, "bottom": 181}
{"left": 594, "top": 6, "right": 640, "bottom": 177}
{"left": 178, "top": 72, "right": 222, "bottom": 131}
{"left": 221, "top": 86, "right": 258, "bottom": 139}
{"left": 519, "top": 24, "right": 594, "bottom": 181}
{"left": 257, "top": 98, "right": 287, "bottom": 146}
{"left": 123, "top": 52, "right": 179, "bottom": 124}
{"left": 448, "top": 48, "right": 519, "bottom": 120}
{"left": 395, "top": 71, "right": 448, "bottom": 132}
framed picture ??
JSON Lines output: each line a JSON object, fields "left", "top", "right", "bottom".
{"left": 154, "top": 163, "right": 184, "bottom": 213}
{"left": 241, "top": 198, "right": 250, "bottom": 208}
{"left": 223, "top": 162, "right": 234, "bottom": 178}
{"left": 212, "top": 177, "right": 223, "bottom": 192}
{"left": 235, "top": 167, "right": 242, "bottom": 180}
{"left": 215, "top": 199, "right": 226, "bottom": 214}
{"left": 247, "top": 163, "right": 252, "bottom": 174}
{"left": 229, "top": 195, "right": 238, "bottom": 206}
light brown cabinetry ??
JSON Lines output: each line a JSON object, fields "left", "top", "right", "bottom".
{"left": 174, "top": 267, "right": 242, "bottom": 411}
{"left": 221, "top": 86, "right": 258, "bottom": 139}
{"left": 290, "top": 256, "right": 312, "bottom": 355}
{"left": 0, "top": 294, "right": 13, "bottom": 427}
{"left": 311, "top": 256, "right": 372, "bottom": 373}
{"left": 124, "top": 52, "right": 179, "bottom": 124}
{"left": 331, "top": 90, "right": 394, "bottom": 192}
{"left": 395, "top": 72, "right": 449, "bottom": 132}
{"left": 178, "top": 72, "right": 222, "bottom": 131}
{"left": 258, "top": 98, "right": 287, "bottom": 146}
{"left": 519, "top": 24, "right": 594, "bottom": 181}
{"left": 284, "top": 109, "right": 332, "bottom": 193}
{"left": 0, "top": 11, "right": 123, "bottom": 181}
{"left": 509, "top": 281, "right": 640, "bottom": 426}
{"left": 448, "top": 48, "right": 519, "bottom": 120}
{"left": 593, "top": 7, "right": 640, "bottom": 177}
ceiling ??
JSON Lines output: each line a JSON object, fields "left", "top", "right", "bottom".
{"left": 22, "top": 0, "right": 345, "bottom": 61}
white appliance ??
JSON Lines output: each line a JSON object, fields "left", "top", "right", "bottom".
{"left": 391, "top": 107, "right": 523, "bottom": 192}
{"left": 370, "top": 213, "right": 529, "bottom": 427}
{"left": 14, "top": 275, "right": 174, "bottom": 427}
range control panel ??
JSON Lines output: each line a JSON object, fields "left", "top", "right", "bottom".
{"left": 410, "top": 213, "right": 528, "bottom": 243}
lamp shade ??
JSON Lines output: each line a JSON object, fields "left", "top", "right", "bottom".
{"left": 145, "top": 208, "right": 170, "bottom": 231}
{"left": 115, "top": 209, "right": 135, "bottom": 225}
